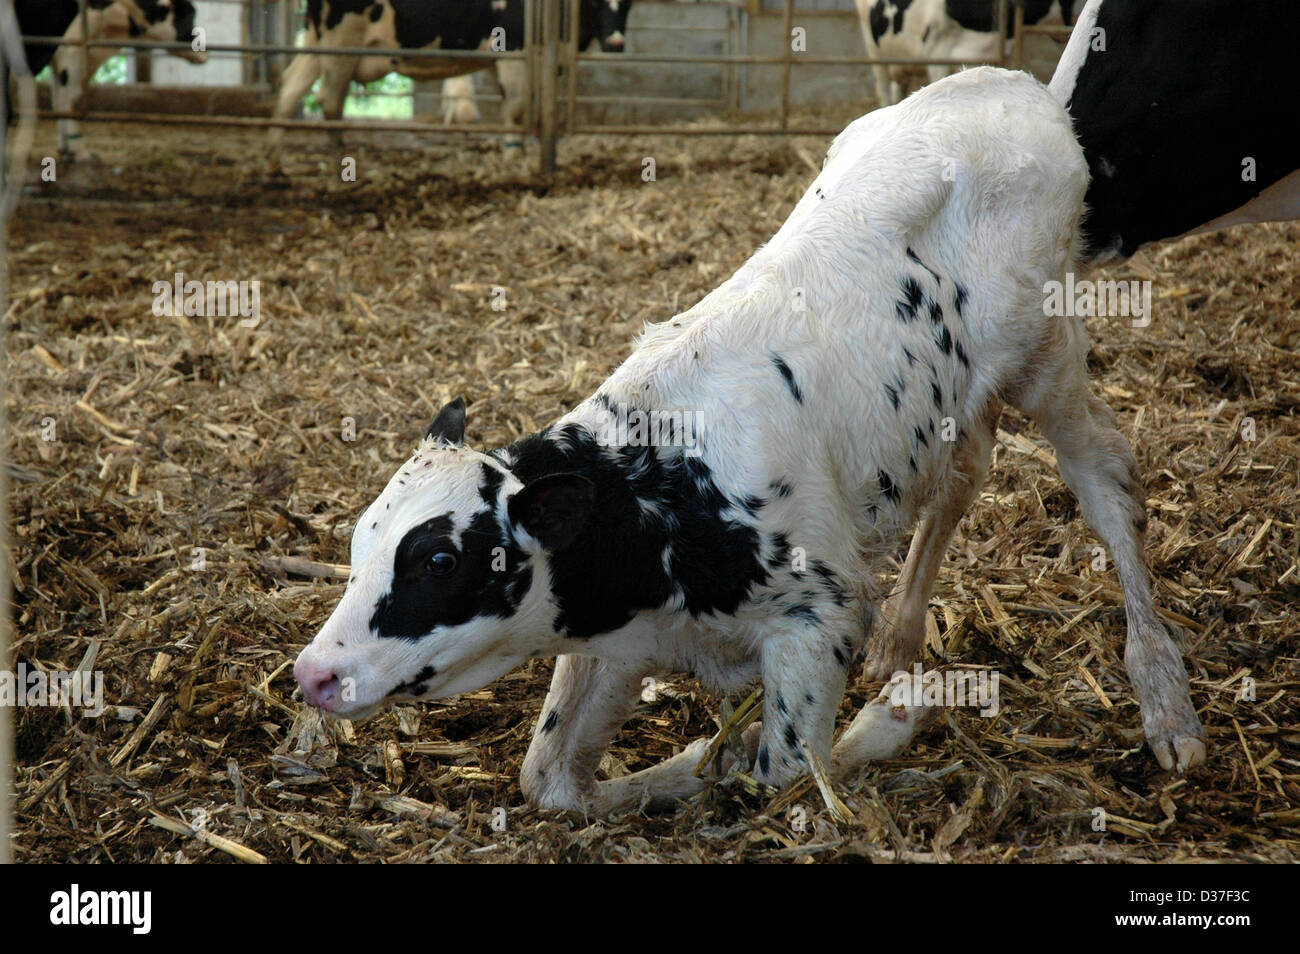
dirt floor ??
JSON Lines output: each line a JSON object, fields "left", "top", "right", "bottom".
{"left": 5, "top": 110, "right": 1299, "bottom": 863}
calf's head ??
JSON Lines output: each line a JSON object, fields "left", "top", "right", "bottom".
{"left": 293, "top": 399, "right": 593, "bottom": 720}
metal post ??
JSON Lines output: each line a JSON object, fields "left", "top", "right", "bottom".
{"left": 1012, "top": 1, "right": 1026, "bottom": 70}
{"left": 566, "top": 0, "right": 581, "bottom": 133}
{"left": 538, "top": 0, "right": 560, "bottom": 176}
{"left": 78, "top": 0, "right": 91, "bottom": 133}
{"left": 779, "top": 0, "right": 795, "bottom": 130}
{"left": 995, "top": 0, "right": 1009, "bottom": 66}
{"left": 0, "top": 0, "right": 36, "bottom": 867}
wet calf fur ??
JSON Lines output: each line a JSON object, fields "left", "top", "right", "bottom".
{"left": 294, "top": 68, "right": 1206, "bottom": 815}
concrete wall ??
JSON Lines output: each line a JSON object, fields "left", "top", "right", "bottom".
{"left": 559, "top": 1, "right": 875, "bottom": 124}
{"left": 740, "top": 10, "right": 875, "bottom": 113}
{"left": 152, "top": 0, "right": 243, "bottom": 86}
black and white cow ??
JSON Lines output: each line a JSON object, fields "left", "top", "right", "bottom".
{"left": 268, "top": 0, "right": 633, "bottom": 164}
{"left": 857, "top": 0, "right": 1078, "bottom": 106}
{"left": 440, "top": 0, "right": 633, "bottom": 126}
{"left": 294, "top": 67, "right": 1205, "bottom": 815}
{"left": 1050, "top": 0, "right": 1300, "bottom": 263}
{"left": 19, "top": 0, "right": 207, "bottom": 160}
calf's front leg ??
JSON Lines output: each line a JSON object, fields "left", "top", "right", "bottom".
{"left": 520, "top": 654, "right": 716, "bottom": 814}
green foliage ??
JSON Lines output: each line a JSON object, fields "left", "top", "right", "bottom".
{"left": 33, "top": 54, "right": 128, "bottom": 85}
{"left": 301, "top": 72, "right": 414, "bottom": 120}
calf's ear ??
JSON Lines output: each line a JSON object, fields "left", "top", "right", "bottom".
{"left": 425, "top": 397, "right": 466, "bottom": 445}
{"left": 507, "top": 473, "right": 595, "bottom": 551}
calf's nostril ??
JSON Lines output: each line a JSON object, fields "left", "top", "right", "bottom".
{"left": 295, "top": 659, "right": 342, "bottom": 709}
{"left": 313, "top": 673, "right": 340, "bottom": 707}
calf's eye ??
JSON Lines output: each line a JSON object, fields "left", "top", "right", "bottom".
{"left": 427, "top": 551, "right": 458, "bottom": 576}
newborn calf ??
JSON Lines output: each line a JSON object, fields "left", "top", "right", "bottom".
{"left": 294, "top": 67, "right": 1206, "bottom": 814}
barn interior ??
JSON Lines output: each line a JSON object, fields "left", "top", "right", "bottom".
{"left": 3, "top": 0, "right": 1298, "bottom": 864}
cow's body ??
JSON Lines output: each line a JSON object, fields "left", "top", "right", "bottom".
{"left": 294, "top": 67, "right": 1205, "bottom": 815}
{"left": 268, "top": 0, "right": 632, "bottom": 164}
{"left": 857, "top": 0, "right": 1076, "bottom": 106}
{"left": 15, "top": 0, "right": 206, "bottom": 159}
{"left": 55, "top": 0, "right": 205, "bottom": 159}
{"left": 1050, "top": 0, "right": 1300, "bottom": 263}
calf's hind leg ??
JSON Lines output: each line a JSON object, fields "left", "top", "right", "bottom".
{"left": 1014, "top": 319, "right": 1206, "bottom": 772}
{"left": 865, "top": 401, "right": 1000, "bottom": 680}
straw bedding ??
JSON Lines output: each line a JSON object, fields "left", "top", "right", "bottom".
{"left": 5, "top": 113, "right": 1298, "bottom": 862}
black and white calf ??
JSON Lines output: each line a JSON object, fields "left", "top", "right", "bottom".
{"left": 24, "top": 0, "right": 207, "bottom": 160}
{"left": 295, "top": 67, "right": 1205, "bottom": 815}
{"left": 268, "top": 0, "right": 632, "bottom": 163}
{"left": 1050, "top": 0, "right": 1300, "bottom": 263}
{"left": 856, "top": 0, "right": 1077, "bottom": 106}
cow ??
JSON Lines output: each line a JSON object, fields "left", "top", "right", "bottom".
{"left": 292, "top": 67, "right": 1205, "bottom": 816}
{"left": 856, "top": 0, "right": 1078, "bottom": 107}
{"left": 439, "top": 0, "right": 632, "bottom": 127}
{"left": 17, "top": 0, "right": 151, "bottom": 75}
{"left": 14, "top": 1, "right": 206, "bottom": 160}
{"left": 1050, "top": 0, "right": 1300, "bottom": 263}
{"left": 268, "top": 0, "right": 633, "bottom": 168}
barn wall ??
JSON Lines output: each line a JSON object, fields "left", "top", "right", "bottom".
{"left": 152, "top": 0, "right": 244, "bottom": 86}
{"left": 740, "top": 8, "right": 874, "bottom": 112}
{"left": 562, "top": 1, "right": 876, "bottom": 124}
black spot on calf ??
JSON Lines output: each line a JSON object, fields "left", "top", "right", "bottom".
{"left": 879, "top": 470, "right": 900, "bottom": 504}
{"left": 896, "top": 276, "right": 925, "bottom": 323}
{"left": 771, "top": 355, "right": 804, "bottom": 404}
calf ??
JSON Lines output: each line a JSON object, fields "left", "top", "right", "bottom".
{"left": 36, "top": 0, "right": 206, "bottom": 160}
{"left": 294, "top": 67, "right": 1205, "bottom": 815}
{"left": 857, "top": 0, "right": 1076, "bottom": 106}
{"left": 1050, "top": 0, "right": 1300, "bottom": 263}
{"left": 268, "top": 0, "right": 632, "bottom": 166}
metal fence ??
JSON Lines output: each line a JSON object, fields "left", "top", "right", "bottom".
{"left": 18, "top": 0, "right": 1076, "bottom": 174}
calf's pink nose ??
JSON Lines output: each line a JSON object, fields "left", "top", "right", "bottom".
{"left": 295, "top": 658, "right": 341, "bottom": 710}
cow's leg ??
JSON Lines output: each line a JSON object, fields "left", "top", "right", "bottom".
{"left": 494, "top": 59, "right": 528, "bottom": 153}
{"left": 865, "top": 400, "right": 1000, "bottom": 680}
{"left": 316, "top": 56, "right": 356, "bottom": 151}
{"left": 520, "top": 655, "right": 718, "bottom": 814}
{"left": 51, "top": 50, "right": 89, "bottom": 161}
{"left": 872, "top": 64, "right": 899, "bottom": 107}
{"left": 269, "top": 52, "right": 322, "bottom": 168}
{"left": 831, "top": 669, "right": 940, "bottom": 777}
{"left": 925, "top": 64, "right": 955, "bottom": 86}
{"left": 1014, "top": 318, "right": 1207, "bottom": 772}
{"left": 746, "top": 600, "right": 866, "bottom": 788}
{"left": 441, "top": 73, "right": 480, "bottom": 124}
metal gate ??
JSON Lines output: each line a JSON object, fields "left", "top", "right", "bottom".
{"left": 15, "top": 0, "right": 1076, "bottom": 175}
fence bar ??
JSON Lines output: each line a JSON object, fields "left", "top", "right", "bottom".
{"left": 538, "top": 0, "right": 560, "bottom": 174}
{"left": 18, "top": 37, "right": 527, "bottom": 59}
{"left": 1011, "top": 2, "right": 1026, "bottom": 69}
{"left": 995, "top": 0, "right": 1009, "bottom": 66}
{"left": 566, "top": 0, "right": 581, "bottom": 133}
{"left": 36, "top": 110, "right": 525, "bottom": 135}
{"left": 779, "top": 0, "right": 795, "bottom": 130}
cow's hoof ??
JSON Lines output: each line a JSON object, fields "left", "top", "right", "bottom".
{"left": 1150, "top": 733, "right": 1208, "bottom": 774}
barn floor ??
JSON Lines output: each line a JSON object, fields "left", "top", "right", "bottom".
{"left": 6, "top": 114, "right": 1299, "bottom": 864}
